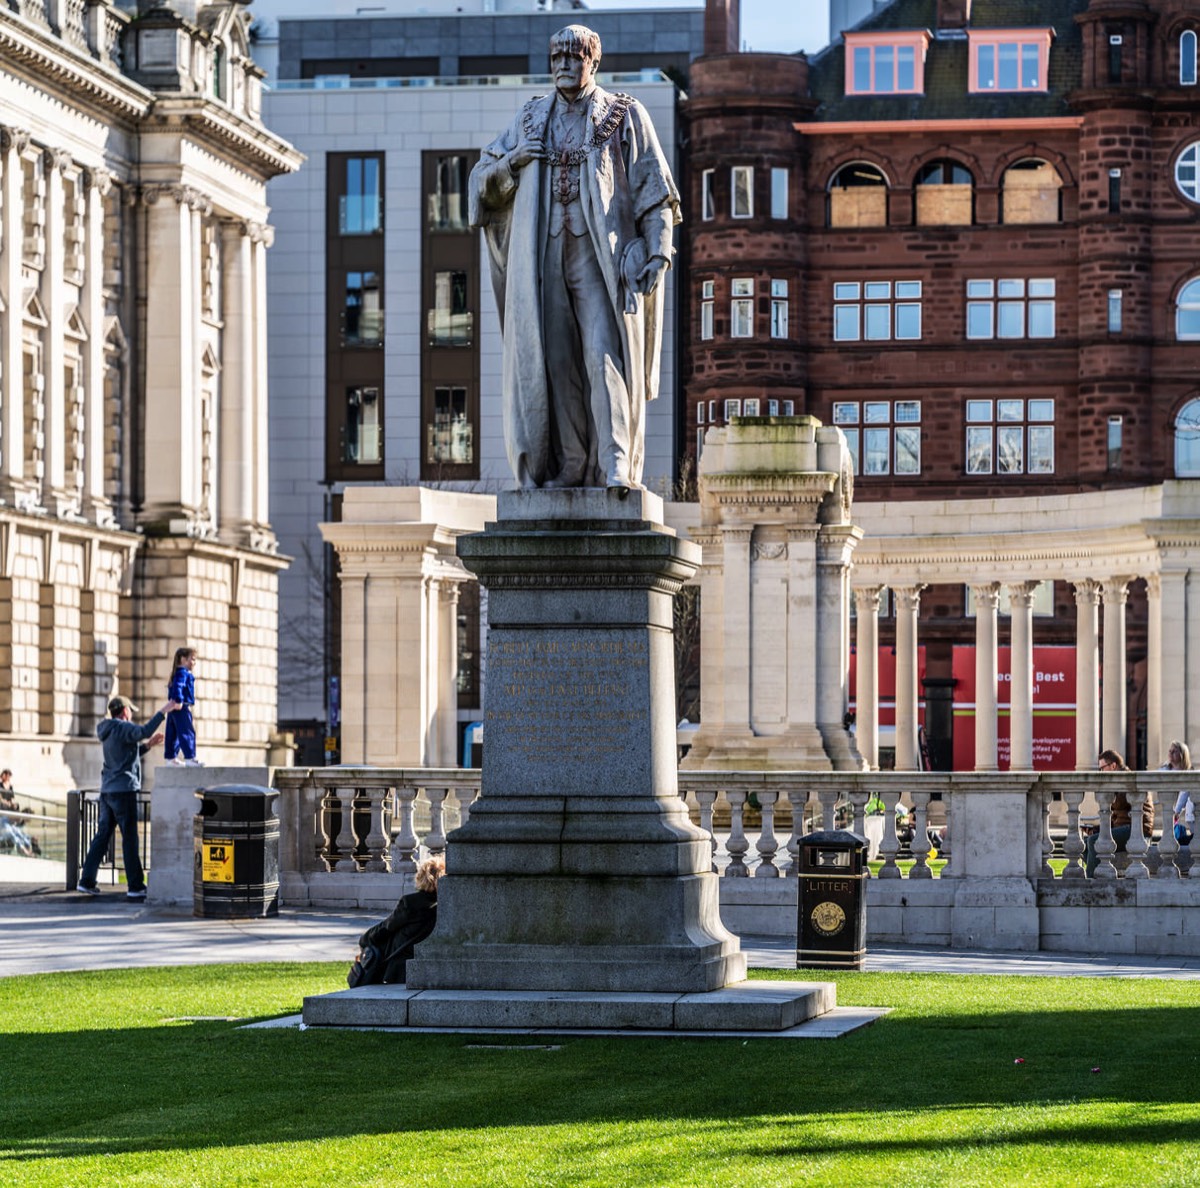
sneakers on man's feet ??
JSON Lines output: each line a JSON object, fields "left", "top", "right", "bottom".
{"left": 126, "top": 889, "right": 147, "bottom": 901}
{"left": 183, "top": 758, "right": 204, "bottom": 766}
{"left": 75, "top": 882, "right": 100, "bottom": 896}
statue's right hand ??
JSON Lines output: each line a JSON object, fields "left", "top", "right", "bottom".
{"left": 508, "top": 138, "right": 545, "bottom": 171}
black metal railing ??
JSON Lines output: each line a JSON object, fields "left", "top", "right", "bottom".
{"left": 65, "top": 791, "right": 153, "bottom": 891}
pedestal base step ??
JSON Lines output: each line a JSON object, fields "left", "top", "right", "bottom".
{"left": 303, "top": 979, "right": 848, "bottom": 1033}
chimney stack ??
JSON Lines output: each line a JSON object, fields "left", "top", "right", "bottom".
{"left": 704, "top": 0, "right": 740, "bottom": 55}
{"left": 937, "top": 0, "right": 971, "bottom": 30}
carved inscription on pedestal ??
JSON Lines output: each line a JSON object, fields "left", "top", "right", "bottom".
{"left": 485, "top": 632, "right": 648, "bottom": 765}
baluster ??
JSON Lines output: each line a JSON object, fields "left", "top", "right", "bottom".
{"left": 390, "top": 783, "right": 419, "bottom": 874}
{"left": 1040, "top": 789, "right": 1055, "bottom": 878}
{"left": 424, "top": 786, "right": 449, "bottom": 856}
{"left": 694, "top": 787, "right": 719, "bottom": 873}
{"left": 847, "top": 788, "right": 871, "bottom": 878}
{"left": 908, "top": 789, "right": 932, "bottom": 879}
{"left": 1154, "top": 784, "right": 1179, "bottom": 879}
{"left": 361, "top": 785, "right": 390, "bottom": 873}
{"left": 1124, "top": 789, "right": 1149, "bottom": 879}
{"left": 939, "top": 790, "right": 956, "bottom": 879}
{"left": 1060, "top": 789, "right": 1086, "bottom": 879}
{"left": 818, "top": 787, "right": 839, "bottom": 831}
{"left": 725, "top": 789, "right": 750, "bottom": 876}
{"left": 781, "top": 787, "right": 805, "bottom": 876}
{"left": 1091, "top": 788, "right": 1117, "bottom": 880}
{"left": 330, "top": 783, "right": 355, "bottom": 871}
{"left": 454, "top": 784, "right": 478, "bottom": 831}
{"left": 306, "top": 780, "right": 329, "bottom": 872}
{"left": 754, "top": 790, "right": 779, "bottom": 877}
{"left": 877, "top": 789, "right": 901, "bottom": 879}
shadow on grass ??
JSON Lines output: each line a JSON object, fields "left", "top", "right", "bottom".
{"left": 2, "top": 1004, "right": 1200, "bottom": 1163}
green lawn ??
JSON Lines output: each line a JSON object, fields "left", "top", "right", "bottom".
{"left": 2, "top": 963, "right": 1198, "bottom": 1186}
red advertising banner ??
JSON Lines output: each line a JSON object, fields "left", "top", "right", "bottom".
{"left": 952, "top": 645, "right": 1076, "bottom": 771}
{"left": 848, "top": 646, "right": 926, "bottom": 728}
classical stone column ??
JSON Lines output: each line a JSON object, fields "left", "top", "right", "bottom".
{"left": 972, "top": 582, "right": 1000, "bottom": 771}
{"left": 1102, "top": 577, "right": 1130, "bottom": 756}
{"left": 854, "top": 586, "right": 882, "bottom": 770}
{"left": 1074, "top": 579, "right": 1101, "bottom": 769}
{"left": 41, "top": 148, "right": 68, "bottom": 513}
{"left": 1007, "top": 581, "right": 1037, "bottom": 771}
{"left": 81, "top": 167, "right": 111, "bottom": 523}
{"left": 1156, "top": 567, "right": 1189, "bottom": 758}
{"left": 815, "top": 525, "right": 862, "bottom": 766}
{"left": 218, "top": 219, "right": 254, "bottom": 544}
{"left": 0, "top": 128, "right": 28, "bottom": 504}
{"left": 894, "top": 585, "right": 924, "bottom": 771}
{"left": 721, "top": 526, "right": 753, "bottom": 732}
{"left": 251, "top": 227, "right": 272, "bottom": 533}
{"left": 439, "top": 581, "right": 461, "bottom": 767}
{"left": 1146, "top": 573, "right": 1162, "bottom": 768}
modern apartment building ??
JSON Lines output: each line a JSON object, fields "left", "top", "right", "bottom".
{"left": 263, "top": 6, "right": 703, "bottom": 761}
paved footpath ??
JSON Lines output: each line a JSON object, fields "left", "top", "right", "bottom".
{"left": 3, "top": 882, "right": 1199, "bottom": 980}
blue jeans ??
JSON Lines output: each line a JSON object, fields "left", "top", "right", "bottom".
{"left": 1085, "top": 824, "right": 1131, "bottom": 877}
{"left": 79, "top": 792, "right": 145, "bottom": 892}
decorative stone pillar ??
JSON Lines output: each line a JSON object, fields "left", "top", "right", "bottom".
{"left": 972, "top": 582, "right": 1000, "bottom": 772}
{"left": 1007, "top": 581, "right": 1037, "bottom": 771}
{"left": 1155, "top": 566, "right": 1189, "bottom": 758}
{"left": 893, "top": 585, "right": 924, "bottom": 771}
{"left": 854, "top": 586, "right": 882, "bottom": 770}
{"left": 439, "top": 581, "right": 461, "bottom": 767}
{"left": 41, "top": 148, "right": 69, "bottom": 514}
{"left": 218, "top": 219, "right": 254, "bottom": 544}
{"left": 81, "top": 167, "right": 111, "bottom": 523}
{"left": 721, "top": 526, "right": 753, "bottom": 733}
{"left": 1146, "top": 573, "right": 1162, "bottom": 768}
{"left": 816, "top": 526, "right": 861, "bottom": 767}
{"left": 251, "top": 225, "right": 272, "bottom": 534}
{"left": 1101, "top": 577, "right": 1130, "bottom": 757}
{"left": 0, "top": 128, "right": 29, "bottom": 505}
{"left": 1073, "top": 579, "right": 1101, "bottom": 770}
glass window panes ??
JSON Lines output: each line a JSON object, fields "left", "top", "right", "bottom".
{"left": 967, "top": 302, "right": 994, "bottom": 338}
{"left": 833, "top": 402, "right": 859, "bottom": 424}
{"left": 725, "top": 399, "right": 742, "bottom": 418}
{"left": 1108, "top": 289, "right": 1123, "bottom": 333}
{"left": 771, "top": 168, "right": 788, "bottom": 219}
{"left": 967, "top": 280, "right": 994, "bottom": 298}
{"left": 1028, "top": 300, "right": 1055, "bottom": 338}
{"left": 702, "top": 280, "right": 715, "bottom": 299}
{"left": 701, "top": 301, "right": 714, "bottom": 341}
{"left": 427, "top": 270, "right": 472, "bottom": 346}
{"left": 428, "top": 386, "right": 472, "bottom": 464}
{"left": 834, "top": 305, "right": 860, "bottom": 341}
{"left": 864, "top": 401, "right": 889, "bottom": 424}
{"left": 771, "top": 279, "right": 788, "bottom": 298}
{"left": 864, "top": 427, "right": 890, "bottom": 474}
{"left": 966, "top": 400, "right": 993, "bottom": 422}
{"left": 732, "top": 278, "right": 754, "bottom": 296}
{"left": 702, "top": 169, "right": 715, "bottom": 220}
{"left": 345, "top": 386, "right": 381, "bottom": 462}
{"left": 782, "top": 401, "right": 795, "bottom": 415}
{"left": 1028, "top": 399, "right": 1054, "bottom": 421}
{"left": 768, "top": 400, "right": 780, "bottom": 416}
{"left": 966, "top": 426, "right": 993, "bottom": 473}
{"left": 732, "top": 166, "right": 753, "bottom": 218}
{"left": 339, "top": 157, "right": 382, "bottom": 235}
{"left": 853, "top": 46, "right": 871, "bottom": 92}
{"left": 897, "top": 45, "right": 915, "bottom": 90}
{"left": 875, "top": 43, "right": 894, "bottom": 91}
{"left": 895, "top": 401, "right": 920, "bottom": 423}
{"left": 1183, "top": 30, "right": 1198, "bottom": 86}
{"left": 427, "top": 156, "right": 469, "bottom": 231}
{"left": 1177, "top": 278, "right": 1200, "bottom": 338}
{"left": 895, "top": 303, "right": 921, "bottom": 339}
{"left": 998, "top": 279, "right": 1025, "bottom": 298}
{"left": 895, "top": 426, "right": 920, "bottom": 473}
{"left": 997, "top": 301, "right": 1024, "bottom": 338}
{"left": 696, "top": 402, "right": 705, "bottom": 425}
{"left": 731, "top": 299, "right": 753, "bottom": 337}
{"left": 865, "top": 304, "right": 891, "bottom": 340}
{"left": 1175, "top": 399, "right": 1200, "bottom": 475}
{"left": 834, "top": 282, "right": 860, "bottom": 301}
{"left": 978, "top": 43, "right": 995, "bottom": 88}
{"left": 998, "top": 399, "right": 1023, "bottom": 421}
{"left": 896, "top": 281, "right": 922, "bottom": 299}
{"left": 743, "top": 398, "right": 761, "bottom": 416}
{"left": 864, "top": 281, "right": 891, "bottom": 299}
{"left": 843, "top": 427, "right": 860, "bottom": 472}
{"left": 1177, "top": 143, "right": 1200, "bottom": 202}
{"left": 771, "top": 298, "right": 788, "bottom": 339}
{"left": 1029, "top": 278, "right": 1055, "bottom": 297}
{"left": 1028, "top": 425, "right": 1054, "bottom": 472}
{"left": 343, "top": 271, "right": 383, "bottom": 345}
{"left": 998, "top": 424, "right": 1024, "bottom": 473}
{"left": 1021, "top": 43, "right": 1040, "bottom": 87}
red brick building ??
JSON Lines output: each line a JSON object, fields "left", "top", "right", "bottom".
{"left": 681, "top": 0, "right": 1200, "bottom": 767}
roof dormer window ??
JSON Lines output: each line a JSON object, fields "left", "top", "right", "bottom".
{"left": 844, "top": 31, "right": 930, "bottom": 96}
{"left": 968, "top": 28, "right": 1053, "bottom": 93}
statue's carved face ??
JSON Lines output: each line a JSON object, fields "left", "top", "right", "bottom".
{"left": 550, "top": 44, "right": 596, "bottom": 97}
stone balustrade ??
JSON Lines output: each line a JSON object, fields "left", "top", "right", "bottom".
{"left": 271, "top": 767, "right": 1200, "bottom": 954}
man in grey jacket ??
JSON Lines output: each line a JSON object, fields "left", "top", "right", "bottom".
{"left": 76, "top": 694, "right": 178, "bottom": 900}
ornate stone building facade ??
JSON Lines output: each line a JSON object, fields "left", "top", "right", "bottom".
{"left": 0, "top": 0, "right": 301, "bottom": 794}
{"left": 682, "top": 0, "right": 1200, "bottom": 768}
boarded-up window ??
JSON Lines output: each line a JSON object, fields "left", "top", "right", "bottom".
{"left": 1002, "top": 159, "right": 1062, "bottom": 224}
{"left": 828, "top": 163, "right": 888, "bottom": 228}
{"left": 914, "top": 160, "right": 973, "bottom": 226}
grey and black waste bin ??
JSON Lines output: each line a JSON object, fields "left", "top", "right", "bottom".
{"left": 193, "top": 785, "right": 279, "bottom": 918}
{"left": 797, "top": 829, "right": 868, "bottom": 970}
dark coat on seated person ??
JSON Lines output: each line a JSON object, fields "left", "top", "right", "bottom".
{"left": 359, "top": 888, "right": 437, "bottom": 984}
{"left": 1110, "top": 790, "right": 1154, "bottom": 839}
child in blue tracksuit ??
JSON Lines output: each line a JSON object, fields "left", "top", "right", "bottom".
{"left": 164, "top": 647, "right": 198, "bottom": 763}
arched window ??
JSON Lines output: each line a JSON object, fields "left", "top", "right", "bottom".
{"left": 1177, "top": 278, "right": 1200, "bottom": 339}
{"left": 212, "top": 42, "right": 226, "bottom": 100}
{"left": 1182, "top": 30, "right": 1198, "bottom": 86}
{"left": 1001, "top": 158, "right": 1063, "bottom": 224}
{"left": 914, "top": 159, "right": 973, "bottom": 225}
{"left": 1175, "top": 398, "right": 1200, "bottom": 475}
{"left": 828, "top": 163, "right": 888, "bottom": 228}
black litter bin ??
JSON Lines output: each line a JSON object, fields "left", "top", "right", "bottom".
{"left": 193, "top": 785, "right": 279, "bottom": 918}
{"left": 797, "top": 829, "right": 868, "bottom": 970}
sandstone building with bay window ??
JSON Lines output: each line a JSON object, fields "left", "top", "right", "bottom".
{"left": 1, "top": 0, "right": 300, "bottom": 794}
{"left": 684, "top": 0, "right": 1200, "bottom": 769}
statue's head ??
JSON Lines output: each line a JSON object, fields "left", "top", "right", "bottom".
{"left": 550, "top": 24, "right": 601, "bottom": 95}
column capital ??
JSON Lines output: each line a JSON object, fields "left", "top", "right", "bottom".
{"left": 142, "top": 184, "right": 213, "bottom": 214}
{"left": 970, "top": 581, "right": 1001, "bottom": 610}
{"left": 0, "top": 126, "right": 32, "bottom": 154}
{"left": 1102, "top": 575, "right": 1132, "bottom": 604}
{"left": 853, "top": 585, "right": 882, "bottom": 615}
{"left": 1073, "top": 578, "right": 1101, "bottom": 606}
{"left": 893, "top": 584, "right": 926, "bottom": 614}
{"left": 1146, "top": 573, "right": 1161, "bottom": 599}
{"left": 43, "top": 147, "right": 72, "bottom": 174}
{"left": 721, "top": 526, "right": 754, "bottom": 545}
{"left": 1006, "top": 580, "right": 1040, "bottom": 608}
{"left": 82, "top": 166, "right": 114, "bottom": 197}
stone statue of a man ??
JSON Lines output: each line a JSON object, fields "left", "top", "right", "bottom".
{"left": 469, "top": 24, "right": 681, "bottom": 490}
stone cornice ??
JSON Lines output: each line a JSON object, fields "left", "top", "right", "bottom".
{"left": 146, "top": 97, "right": 304, "bottom": 179}
{"left": 0, "top": 11, "right": 151, "bottom": 122}
{"left": 139, "top": 533, "right": 290, "bottom": 572}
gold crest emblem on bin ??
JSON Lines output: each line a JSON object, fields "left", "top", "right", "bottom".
{"left": 811, "top": 900, "right": 846, "bottom": 937}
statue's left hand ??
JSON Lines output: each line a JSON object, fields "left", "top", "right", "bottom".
{"left": 634, "top": 255, "right": 669, "bottom": 294}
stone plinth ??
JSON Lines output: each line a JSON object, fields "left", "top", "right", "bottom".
{"left": 406, "top": 488, "right": 747, "bottom": 994}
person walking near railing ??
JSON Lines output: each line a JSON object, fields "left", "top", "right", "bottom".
{"left": 1085, "top": 750, "right": 1152, "bottom": 877}
{"left": 76, "top": 695, "right": 178, "bottom": 900}
{"left": 1165, "top": 740, "right": 1195, "bottom": 847}
{"left": 0, "top": 770, "right": 35, "bottom": 857}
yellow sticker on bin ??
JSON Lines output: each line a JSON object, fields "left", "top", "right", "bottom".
{"left": 203, "top": 839, "right": 235, "bottom": 883}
